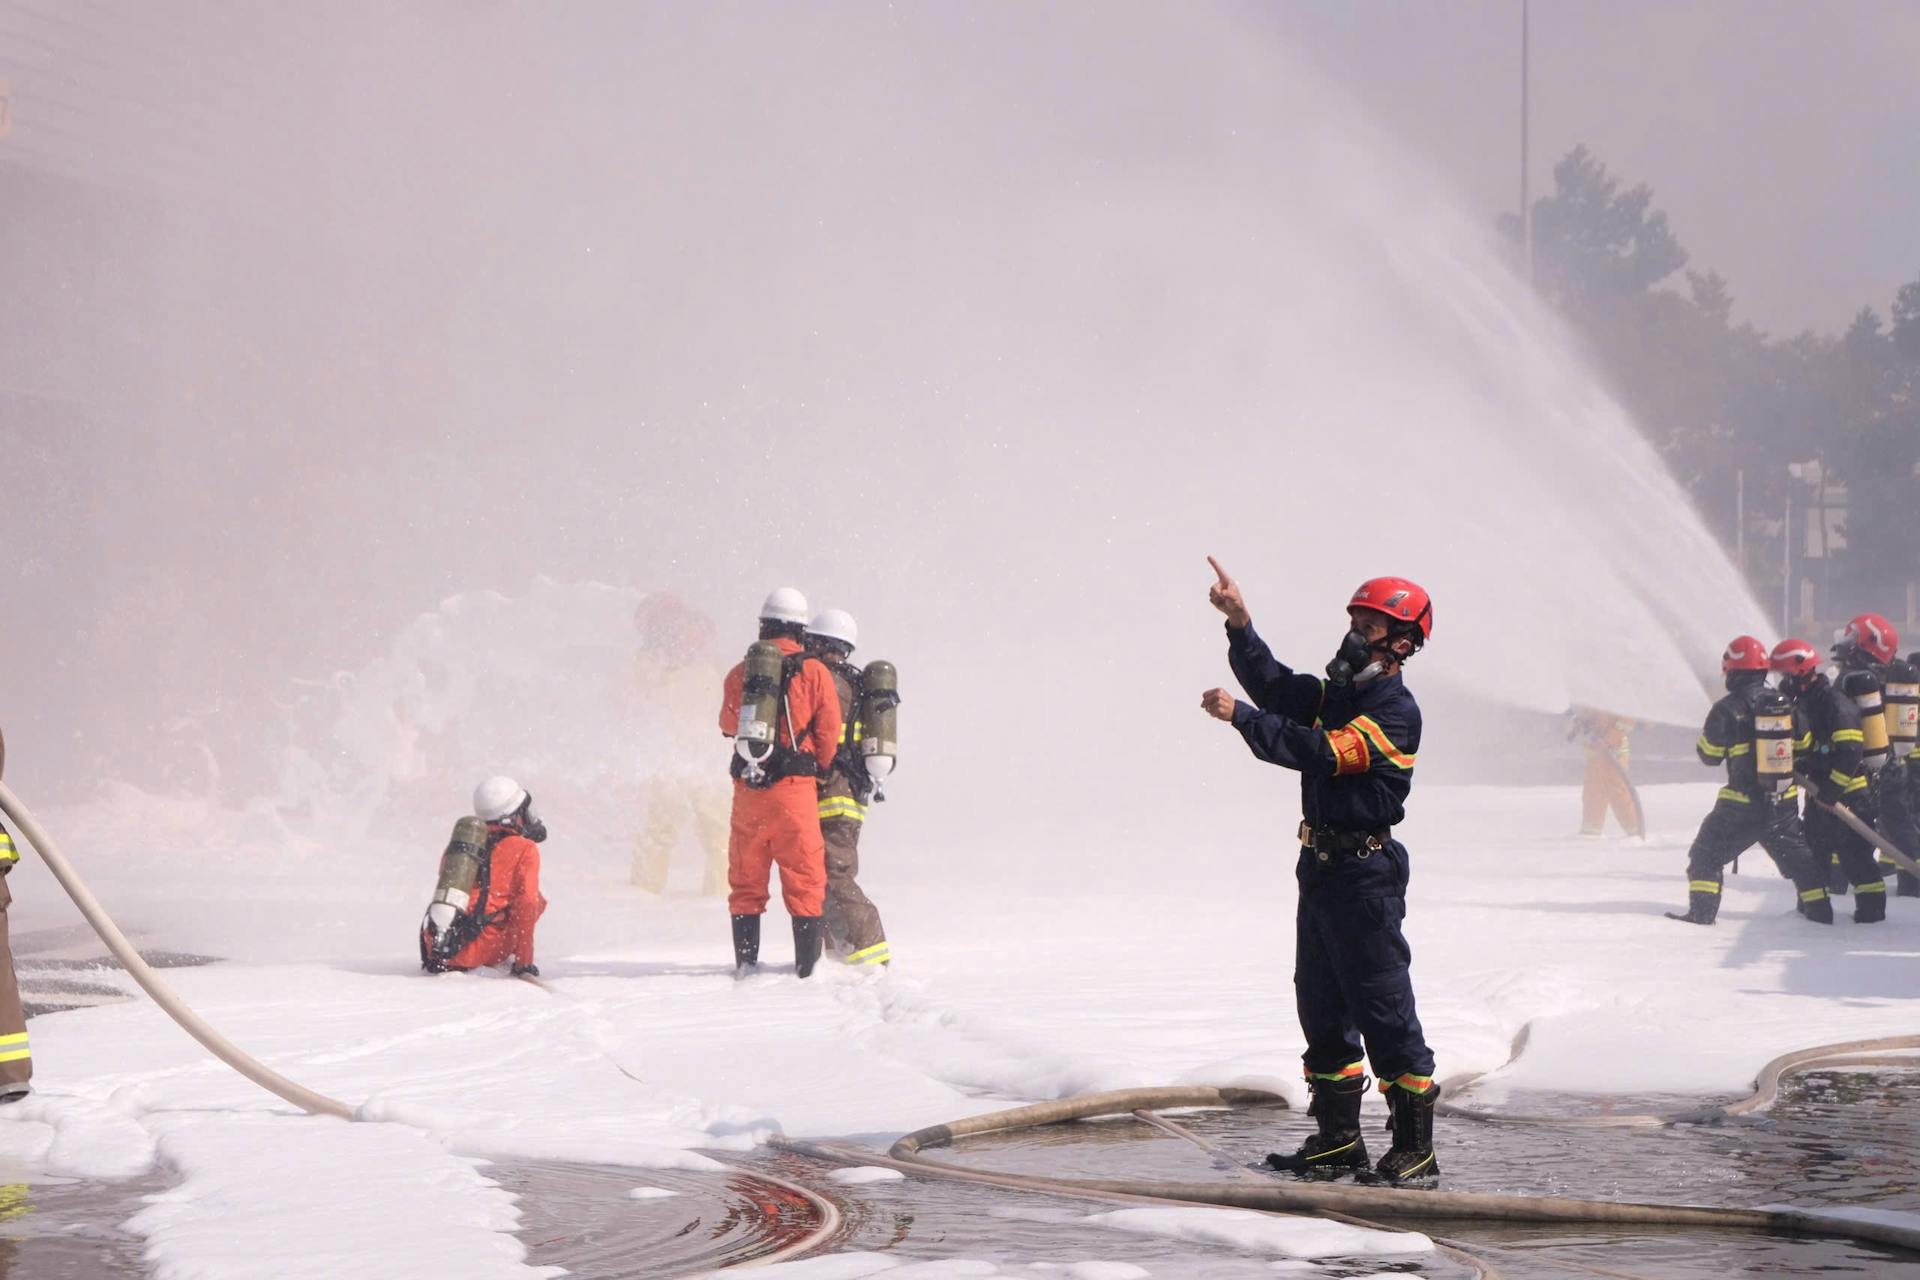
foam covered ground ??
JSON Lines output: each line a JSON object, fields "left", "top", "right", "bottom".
{"left": 3, "top": 780, "right": 1918, "bottom": 1276}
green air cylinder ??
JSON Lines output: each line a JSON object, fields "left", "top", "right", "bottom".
{"left": 1886, "top": 662, "right": 1919, "bottom": 757}
{"left": 859, "top": 659, "right": 900, "bottom": 782}
{"left": 1753, "top": 691, "right": 1796, "bottom": 792}
{"left": 427, "top": 815, "right": 490, "bottom": 935}
{"left": 735, "top": 641, "right": 786, "bottom": 765}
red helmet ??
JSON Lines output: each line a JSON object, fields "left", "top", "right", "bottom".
{"left": 1769, "top": 637, "right": 1822, "bottom": 679}
{"left": 1721, "top": 635, "right": 1770, "bottom": 674}
{"left": 1348, "top": 577, "right": 1433, "bottom": 643}
{"left": 1837, "top": 613, "right": 1899, "bottom": 665}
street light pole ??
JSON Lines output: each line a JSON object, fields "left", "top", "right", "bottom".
{"left": 1521, "top": 0, "right": 1533, "bottom": 284}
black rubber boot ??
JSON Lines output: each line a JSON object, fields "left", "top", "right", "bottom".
{"left": 792, "top": 915, "right": 824, "bottom": 979}
{"left": 1828, "top": 854, "right": 1850, "bottom": 896}
{"left": 1854, "top": 885, "right": 1888, "bottom": 924}
{"left": 1265, "top": 1075, "right": 1370, "bottom": 1177}
{"left": 1898, "top": 870, "right": 1920, "bottom": 898}
{"left": 1375, "top": 1084, "right": 1441, "bottom": 1184}
{"left": 1800, "top": 890, "right": 1835, "bottom": 924}
{"left": 1665, "top": 886, "right": 1720, "bottom": 925}
{"left": 731, "top": 913, "right": 762, "bottom": 977}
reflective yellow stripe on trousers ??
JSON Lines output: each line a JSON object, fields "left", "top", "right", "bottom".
{"left": 0, "top": 831, "right": 15, "bottom": 865}
{"left": 846, "top": 941, "right": 890, "bottom": 966}
{"left": 0, "top": 1033, "right": 28, "bottom": 1064}
{"left": 818, "top": 796, "right": 868, "bottom": 823}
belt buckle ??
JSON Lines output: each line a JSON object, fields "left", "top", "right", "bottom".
{"left": 1356, "top": 833, "right": 1379, "bottom": 860}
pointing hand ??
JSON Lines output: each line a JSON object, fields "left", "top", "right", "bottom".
{"left": 1206, "top": 556, "right": 1251, "bottom": 629}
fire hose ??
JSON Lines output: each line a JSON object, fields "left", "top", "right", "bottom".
{"left": 0, "top": 777, "right": 836, "bottom": 1271}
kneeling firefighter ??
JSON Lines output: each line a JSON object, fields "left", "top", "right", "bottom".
{"left": 1668, "top": 636, "right": 1830, "bottom": 925}
{"left": 1773, "top": 639, "right": 1885, "bottom": 922}
{"left": 419, "top": 777, "right": 549, "bottom": 976}
{"left": 805, "top": 609, "right": 896, "bottom": 968}
{"left": 1202, "top": 559, "right": 1440, "bottom": 1185}
{"left": 718, "top": 588, "right": 842, "bottom": 977}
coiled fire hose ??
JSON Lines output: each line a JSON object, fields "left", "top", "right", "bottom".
{"left": 777, "top": 1076, "right": 1920, "bottom": 1261}
{"left": 0, "top": 779, "right": 837, "bottom": 1271}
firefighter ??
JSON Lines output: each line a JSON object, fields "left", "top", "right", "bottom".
{"left": 629, "top": 593, "right": 731, "bottom": 897}
{"left": 1201, "top": 558, "right": 1439, "bottom": 1184}
{"left": 0, "top": 730, "right": 32, "bottom": 1101}
{"left": 804, "top": 609, "right": 891, "bottom": 968}
{"left": 1667, "top": 637, "right": 1830, "bottom": 925}
{"left": 1772, "top": 638, "right": 1885, "bottom": 922}
{"left": 718, "top": 588, "right": 842, "bottom": 978}
{"left": 1831, "top": 615, "right": 1916, "bottom": 896}
{"left": 432, "top": 777, "right": 549, "bottom": 976}
{"left": 1569, "top": 708, "right": 1644, "bottom": 838}
{"left": 1892, "top": 649, "right": 1920, "bottom": 895}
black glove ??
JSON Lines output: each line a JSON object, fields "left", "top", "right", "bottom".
{"left": 512, "top": 963, "right": 540, "bottom": 978}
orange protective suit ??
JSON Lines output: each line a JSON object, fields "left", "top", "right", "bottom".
{"left": 446, "top": 829, "right": 548, "bottom": 970}
{"left": 1573, "top": 710, "right": 1644, "bottom": 837}
{"left": 718, "top": 637, "right": 842, "bottom": 917}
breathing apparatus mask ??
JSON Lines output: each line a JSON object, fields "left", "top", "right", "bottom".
{"left": 1328, "top": 628, "right": 1408, "bottom": 690}
{"left": 515, "top": 796, "right": 548, "bottom": 844}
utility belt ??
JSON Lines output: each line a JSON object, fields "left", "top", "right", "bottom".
{"left": 731, "top": 745, "right": 820, "bottom": 788}
{"left": 1298, "top": 821, "right": 1392, "bottom": 860}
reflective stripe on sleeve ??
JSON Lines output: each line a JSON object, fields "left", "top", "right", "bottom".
{"left": 1348, "top": 715, "right": 1416, "bottom": 769}
{"left": 1832, "top": 730, "right": 1866, "bottom": 743}
{"left": 1697, "top": 737, "right": 1727, "bottom": 759}
{"left": 1717, "top": 788, "right": 1751, "bottom": 805}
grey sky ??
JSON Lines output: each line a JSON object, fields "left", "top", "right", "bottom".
{"left": 1273, "top": 0, "right": 1920, "bottom": 336}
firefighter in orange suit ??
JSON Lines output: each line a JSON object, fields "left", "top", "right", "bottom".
{"left": 444, "top": 776, "right": 549, "bottom": 976}
{"left": 1571, "top": 707, "right": 1644, "bottom": 837}
{"left": 0, "top": 729, "right": 31, "bottom": 1100}
{"left": 718, "top": 588, "right": 842, "bottom": 977}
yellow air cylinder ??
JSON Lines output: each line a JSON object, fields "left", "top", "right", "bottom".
{"left": 1886, "top": 665, "right": 1919, "bottom": 755}
{"left": 1853, "top": 685, "right": 1892, "bottom": 771}
{"left": 1753, "top": 692, "right": 1796, "bottom": 791}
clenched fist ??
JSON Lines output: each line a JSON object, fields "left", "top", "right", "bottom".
{"left": 1201, "top": 688, "right": 1237, "bottom": 721}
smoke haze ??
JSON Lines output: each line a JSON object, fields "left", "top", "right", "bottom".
{"left": 4, "top": 4, "right": 1766, "bottom": 876}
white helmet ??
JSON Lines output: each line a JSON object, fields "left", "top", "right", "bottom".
{"left": 759, "top": 587, "right": 809, "bottom": 625}
{"left": 473, "top": 776, "right": 528, "bottom": 822}
{"left": 808, "top": 608, "right": 858, "bottom": 651}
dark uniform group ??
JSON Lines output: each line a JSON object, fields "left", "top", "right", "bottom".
{"left": 1676, "top": 614, "right": 1920, "bottom": 927}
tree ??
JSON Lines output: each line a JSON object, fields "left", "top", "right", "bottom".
{"left": 1500, "top": 144, "right": 1689, "bottom": 314}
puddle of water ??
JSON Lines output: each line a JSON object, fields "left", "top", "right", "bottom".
{"left": 0, "top": 1174, "right": 164, "bottom": 1278}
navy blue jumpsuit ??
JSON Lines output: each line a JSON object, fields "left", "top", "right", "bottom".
{"left": 1225, "top": 622, "right": 1435, "bottom": 1093}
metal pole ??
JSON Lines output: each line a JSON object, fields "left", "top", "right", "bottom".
{"left": 1521, "top": 0, "right": 1533, "bottom": 283}
{"left": 1780, "top": 488, "right": 1791, "bottom": 635}
{"left": 1735, "top": 467, "right": 1746, "bottom": 572}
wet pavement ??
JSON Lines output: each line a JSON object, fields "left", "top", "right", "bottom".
{"left": 500, "top": 1069, "right": 1920, "bottom": 1278}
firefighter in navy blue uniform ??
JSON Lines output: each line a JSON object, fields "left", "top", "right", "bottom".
{"left": 1667, "top": 636, "right": 1830, "bottom": 925}
{"left": 1202, "top": 559, "right": 1439, "bottom": 1185}
{"left": 1772, "top": 638, "right": 1885, "bottom": 922}
{"left": 1890, "top": 649, "right": 1920, "bottom": 896}
{"left": 1831, "top": 614, "right": 1914, "bottom": 896}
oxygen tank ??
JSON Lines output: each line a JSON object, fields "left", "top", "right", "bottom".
{"left": 1851, "top": 682, "right": 1892, "bottom": 771}
{"left": 735, "top": 641, "right": 787, "bottom": 782}
{"left": 859, "top": 660, "right": 900, "bottom": 785}
{"left": 1886, "top": 661, "right": 1919, "bottom": 758}
{"left": 1753, "top": 690, "right": 1797, "bottom": 792}
{"left": 425, "top": 815, "right": 490, "bottom": 942}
